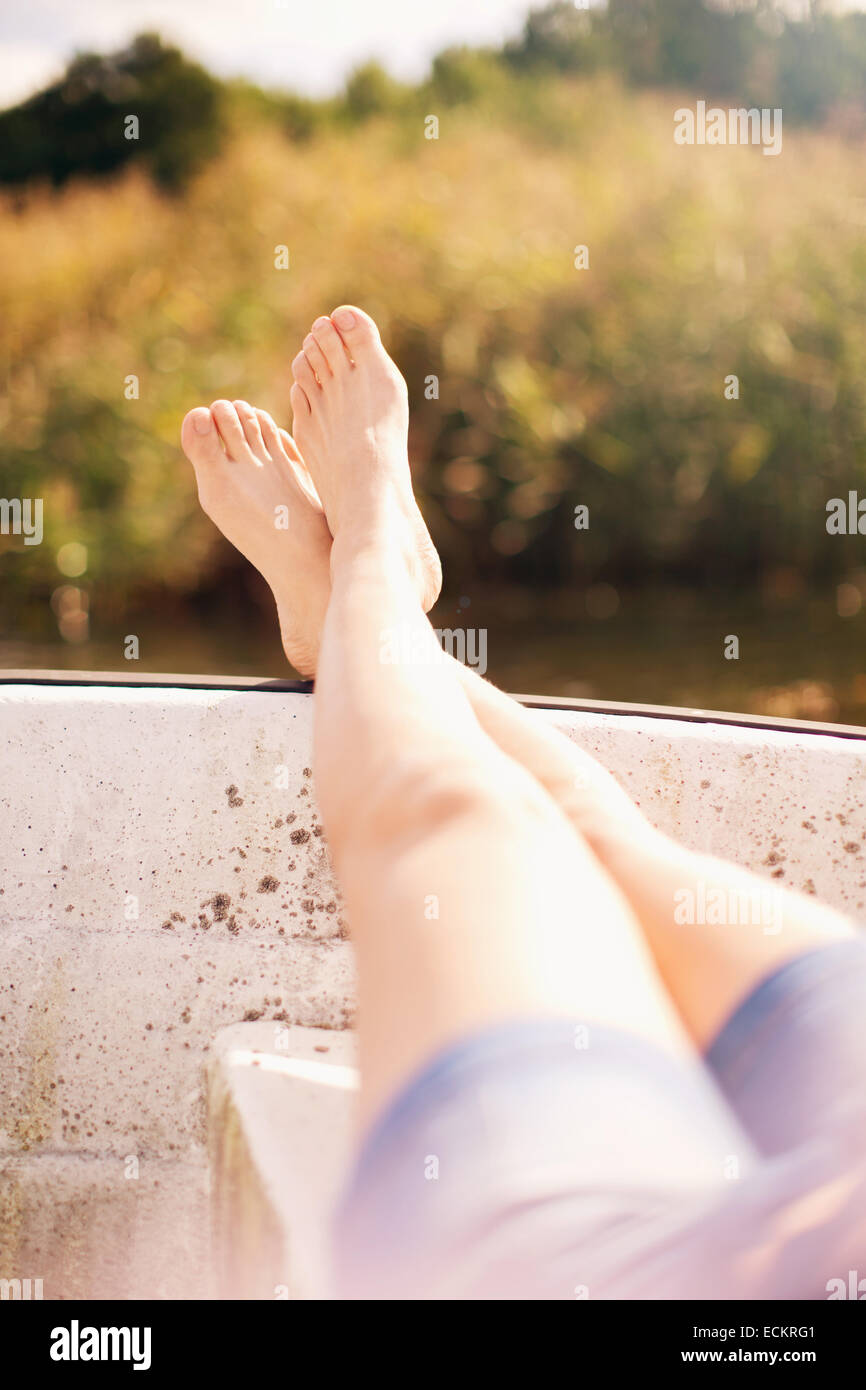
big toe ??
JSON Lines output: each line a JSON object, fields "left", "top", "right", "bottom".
{"left": 330, "top": 305, "right": 381, "bottom": 356}
{"left": 181, "top": 408, "right": 224, "bottom": 469}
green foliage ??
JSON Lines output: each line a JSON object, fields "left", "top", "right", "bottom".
{"left": 3, "top": 6, "right": 866, "bottom": 202}
{"left": 427, "top": 47, "right": 510, "bottom": 106}
{"left": 339, "top": 61, "right": 409, "bottom": 122}
{"left": 0, "top": 33, "right": 223, "bottom": 191}
{"left": 3, "top": 8, "right": 866, "bottom": 648}
{"left": 2, "top": 74, "right": 866, "bottom": 618}
{"left": 224, "top": 79, "right": 328, "bottom": 144}
{"left": 279, "top": 92, "right": 329, "bottom": 142}
{"left": 505, "top": 1, "right": 866, "bottom": 126}
{"left": 504, "top": 0, "right": 607, "bottom": 74}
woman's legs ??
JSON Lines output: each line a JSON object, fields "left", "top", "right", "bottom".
{"left": 451, "top": 668, "right": 866, "bottom": 1176}
{"left": 181, "top": 317, "right": 854, "bottom": 1077}
{"left": 181, "top": 308, "right": 866, "bottom": 1296}
{"left": 451, "top": 662, "right": 856, "bottom": 1050}
{"left": 287, "top": 305, "right": 693, "bottom": 1126}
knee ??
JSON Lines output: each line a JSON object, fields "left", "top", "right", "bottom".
{"left": 349, "top": 755, "right": 522, "bottom": 856}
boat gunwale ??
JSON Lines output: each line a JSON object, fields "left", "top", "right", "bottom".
{"left": 2, "top": 669, "right": 866, "bottom": 742}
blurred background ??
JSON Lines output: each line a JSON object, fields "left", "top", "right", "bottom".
{"left": 2, "top": 0, "right": 866, "bottom": 720}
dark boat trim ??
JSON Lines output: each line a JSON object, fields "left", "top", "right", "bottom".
{"left": 2, "top": 669, "right": 866, "bottom": 741}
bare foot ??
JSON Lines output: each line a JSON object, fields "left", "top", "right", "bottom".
{"left": 180, "top": 399, "right": 331, "bottom": 677}
{"left": 289, "top": 306, "right": 442, "bottom": 610}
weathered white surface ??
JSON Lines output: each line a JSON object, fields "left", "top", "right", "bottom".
{"left": 0, "top": 681, "right": 864, "bottom": 1298}
{"left": 0, "top": 684, "right": 354, "bottom": 1298}
{"left": 208, "top": 1023, "right": 357, "bottom": 1300}
{"left": 541, "top": 710, "right": 866, "bottom": 917}
{"left": 0, "top": 1155, "right": 211, "bottom": 1299}
{"left": 0, "top": 687, "right": 353, "bottom": 1161}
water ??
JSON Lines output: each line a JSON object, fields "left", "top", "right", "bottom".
{"left": 2, "top": 587, "right": 865, "bottom": 727}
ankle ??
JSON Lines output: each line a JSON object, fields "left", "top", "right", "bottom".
{"left": 329, "top": 522, "right": 412, "bottom": 591}
{"left": 333, "top": 495, "right": 425, "bottom": 582}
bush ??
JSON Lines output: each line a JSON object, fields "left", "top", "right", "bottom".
{"left": 339, "top": 62, "right": 408, "bottom": 122}
{"left": 0, "top": 33, "right": 223, "bottom": 192}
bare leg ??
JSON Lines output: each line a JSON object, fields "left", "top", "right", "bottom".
{"left": 287, "top": 306, "right": 694, "bottom": 1126}
{"left": 177, "top": 333, "right": 866, "bottom": 1300}
{"left": 181, "top": 329, "right": 851, "bottom": 1073}
{"left": 452, "top": 663, "right": 856, "bottom": 1050}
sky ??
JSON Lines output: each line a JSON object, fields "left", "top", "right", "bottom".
{"left": 0, "top": 0, "right": 540, "bottom": 109}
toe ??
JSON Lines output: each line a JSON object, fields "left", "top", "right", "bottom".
{"left": 279, "top": 425, "right": 307, "bottom": 469}
{"left": 329, "top": 305, "right": 380, "bottom": 358}
{"left": 291, "top": 350, "right": 318, "bottom": 397}
{"left": 276, "top": 427, "right": 303, "bottom": 467}
{"left": 257, "top": 409, "right": 304, "bottom": 470}
{"left": 290, "top": 380, "right": 311, "bottom": 418}
{"left": 210, "top": 400, "right": 252, "bottom": 459}
{"left": 258, "top": 411, "right": 300, "bottom": 466}
{"left": 256, "top": 409, "right": 284, "bottom": 460}
{"left": 254, "top": 409, "right": 320, "bottom": 513}
{"left": 277, "top": 426, "right": 325, "bottom": 513}
{"left": 310, "top": 315, "right": 347, "bottom": 373}
{"left": 257, "top": 409, "right": 323, "bottom": 513}
{"left": 302, "top": 332, "right": 330, "bottom": 383}
{"left": 234, "top": 399, "right": 268, "bottom": 461}
{"left": 181, "top": 408, "right": 224, "bottom": 468}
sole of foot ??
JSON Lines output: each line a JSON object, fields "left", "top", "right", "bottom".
{"left": 180, "top": 399, "right": 332, "bottom": 678}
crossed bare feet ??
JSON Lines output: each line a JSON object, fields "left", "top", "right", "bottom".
{"left": 181, "top": 305, "right": 441, "bottom": 677}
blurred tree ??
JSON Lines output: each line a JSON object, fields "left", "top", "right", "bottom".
{"left": 505, "top": 0, "right": 866, "bottom": 123}
{"left": 427, "top": 47, "right": 506, "bottom": 106}
{"left": 340, "top": 61, "right": 407, "bottom": 121}
{"left": 504, "top": 1, "right": 607, "bottom": 73}
{"left": 0, "top": 33, "right": 223, "bottom": 191}
{"left": 777, "top": 13, "right": 866, "bottom": 122}
{"left": 609, "top": 0, "right": 763, "bottom": 92}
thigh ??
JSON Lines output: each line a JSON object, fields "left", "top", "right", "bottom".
{"left": 339, "top": 751, "right": 693, "bottom": 1130}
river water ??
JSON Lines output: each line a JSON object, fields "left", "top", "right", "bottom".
{"left": 2, "top": 586, "right": 865, "bottom": 728}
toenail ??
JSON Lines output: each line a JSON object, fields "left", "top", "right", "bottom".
{"left": 332, "top": 308, "right": 355, "bottom": 330}
{"left": 193, "top": 412, "right": 213, "bottom": 435}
